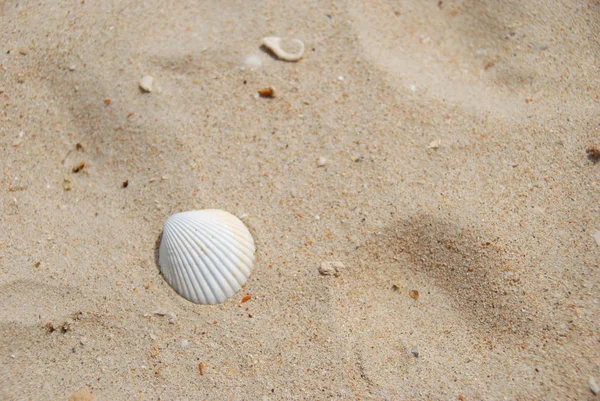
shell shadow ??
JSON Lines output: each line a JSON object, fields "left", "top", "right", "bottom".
{"left": 154, "top": 231, "right": 163, "bottom": 273}
{"left": 353, "top": 213, "right": 536, "bottom": 338}
{"left": 259, "top": 44, "right": 283, "bottom": 61}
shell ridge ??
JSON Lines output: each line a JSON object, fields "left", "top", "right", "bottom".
{"left": 164, "top": 222, "right": 209, "bottom": 304}
{"left": 193, "top": 218, "right": 256, "bottom": 262}
{"left": 198, "top": 211, "right": 254, "bottom": 244}
{"left": 173, "top": 222, "right": 232, "bottom": 302}
{"left": 173, "top": 221, "right": 244, "bottom": 297}
{"left": 193, "top": 221, "right": 255, "bottom": 267}
{"left": 167, "top": 219, "right": 223, "bottom": 304}
{"left": 185, "top": 216, "right": 255, "bottom": 263}
{"left": 175, "top": 218, "right": 242, "bottom": 295}
{"left": 183, "top": 218, "right": 253, "bottom": 280}
{"left": 170, "top": 219, "right": 228, "bottom": 303}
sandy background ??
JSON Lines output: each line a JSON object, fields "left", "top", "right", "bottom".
{"left": 1, "top": 0, "right": 599, "bottom": 399}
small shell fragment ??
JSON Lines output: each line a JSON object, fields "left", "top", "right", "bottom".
{"left": 261, "top": 37, "right": 305, "bottom": 62}
{"left": 159, "top": 209, "right": 256, "bottom": 304}
{"left": 139, "top": 75, "right": 153, "bottom": 93}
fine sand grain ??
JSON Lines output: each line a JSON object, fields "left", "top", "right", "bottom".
{"left": 1, "top": 1, "right": 599, "bottom": 399}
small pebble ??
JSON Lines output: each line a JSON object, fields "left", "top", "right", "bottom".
{"left": 12, "top": 131, "right": 24, "bottom": 147}
{"left": 180, "top": 339, "right": 189, "bottom": 349}
{"left": 72, "top": 161, "right": 85, "bottom": 173}
{"left": 410, "top": 345, "right": 419, "bottom": 358}
{"left": 69, "top": 65, "right": 76, "bottom": 71}
{"left": 139, "top": 75, "right": 153, "bottom": 93}
{"left": 337, "top": 75, "right": 344, "bottom": 81}
{"left": 590, "top": 376, "right": 600, "bottom": 395}
{"left": 428, "top": 140, "right": 441, "bottom": 149}
{"left": 317, "top": 157, "right": 327, "bottom": 167}
{"left": 258, "top": 87, "right": 275, "bottom": 98}
{"left": 318, "top": 261, "right": 345, "bottom": 277}
{"left": 168, "top": 313, "right": 177, "bottom": 324}
{"left": 586, "top": 145, "right": 600, "bottom": 163}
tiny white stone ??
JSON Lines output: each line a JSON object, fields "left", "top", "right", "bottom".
{"left": 69, "top": 65, "right": 76, "bottom": 71}
{"left": 410, "top": 84, "right": 417, "bottom": 92}
{"left": 337, "top": 75, "right": 344, "bottom": 81}
{"left": 593, "top": 230, "right": 600, "bottom": 247}
{"left": 139, "top": 75, "right": 153, "bottom": 93}
{"left": 180, "top": 339, "right": 189, "bottom": 348}
{"left": 317, "top": 157, "right": 327, "bottom": 167}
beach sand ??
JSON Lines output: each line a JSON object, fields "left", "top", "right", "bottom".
{"left": 1, "top": 0, "right": 599, "bottom": 399}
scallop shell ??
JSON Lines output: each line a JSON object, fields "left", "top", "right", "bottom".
{"left": 261, "top": 36, "right": 305, "bottom": 62}
{"left": 158, "top": 209, "right": 256, "bottom": 304}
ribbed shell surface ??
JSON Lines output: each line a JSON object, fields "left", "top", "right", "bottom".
{"left": 159, "top": 210, "right": 256, "bottom": 304}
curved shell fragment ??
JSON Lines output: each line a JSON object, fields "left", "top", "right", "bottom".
{"left": 158, "top": 209, "right": 256, "bottom": 304}
{"left": 261, "top": 36, "right": 305, "bottom": 62}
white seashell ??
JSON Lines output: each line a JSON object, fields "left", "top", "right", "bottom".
{"left": 139, "top": 75, "right": 153, "bottom": 93}
{"left": 159, "top": 209, "right": 256, "bottom": 304}
{"left": 261, "top": 36, "right": 305, "bottom": 62}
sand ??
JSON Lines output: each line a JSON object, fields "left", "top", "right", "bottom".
{"left": 1, "top": 0, "right": 599, "bottom": 399}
